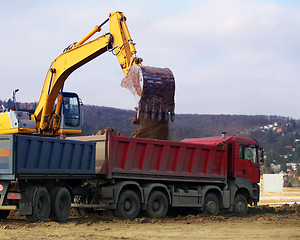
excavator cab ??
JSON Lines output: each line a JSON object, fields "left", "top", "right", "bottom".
{"left": 58, "top": 92, "right": 82, "bottom": 135}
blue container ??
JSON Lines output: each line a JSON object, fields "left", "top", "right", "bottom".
{"left": 0, "top": 135, "right": 95, "bottom": 180}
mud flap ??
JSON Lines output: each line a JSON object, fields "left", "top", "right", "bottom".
{"left": 19, "top": 186, "right": 38, "bottom": 215}
{"left": 121, "top": 65, "right": 175, "bottom": 122}
{"left": 223, "top": 190, "right": 230, "bottom": 208}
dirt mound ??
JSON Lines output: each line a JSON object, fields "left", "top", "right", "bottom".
{"left": 67, "top": 204, "right": 300, "bottom": 224}
{"left": 5, "top": 204, "right": 300, "bottom": 224}
{"left": 250, "top": 203, "right": 300, "bottom": 213}
{"left": 94, "top": 127, "right": 126, "bottom": 136}
{"left": 2, "top": 204, "right": 300, "bottom": 240}
{"left": 276, "top": 203, "right": 300, "bottom": 212}
{"left": 94, "top": 115, "right": 170, "bottom": 140}
{"left": 69, "top": 203, "right": 300, "bottom": 224}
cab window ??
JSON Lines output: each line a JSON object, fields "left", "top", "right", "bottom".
{"left": 63, "top": 95, "right": 80, "bottom": 127}
{"left": 239, "top": 144, "right": 258, "bottom": 164}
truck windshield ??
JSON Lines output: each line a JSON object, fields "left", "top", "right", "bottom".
{"left": 239, "top": 145, "right": 258, "bottom": 164}
{"left": 63, "top": 96, "right": 80, "bottom": 127}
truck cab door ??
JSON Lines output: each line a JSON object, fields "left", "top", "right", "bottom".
{"left": 239, "top": 144, "right": 260, "bottom": 183}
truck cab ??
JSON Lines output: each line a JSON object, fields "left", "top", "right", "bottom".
{"left": 182, "top": 136, "right": 261, "bottom": 183}
{"left": 182, "top": 135, "right": 262, "bottom": 208}
{"left": 228, "top": 137, "right": 261, "bottom": 183}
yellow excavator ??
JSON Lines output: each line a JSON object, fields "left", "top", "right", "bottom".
{"left": 0, "top": 11, "right": 175, "bottom": 136}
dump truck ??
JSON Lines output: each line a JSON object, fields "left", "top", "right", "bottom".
{"left": 0, "top": 131, "right": 262, "bottom": 222}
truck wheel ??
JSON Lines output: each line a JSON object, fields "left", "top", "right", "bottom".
{"left": 114, "top": 190, "right": 140, "bottom": 219}
{"left": 26, "top": 187, "right": 50, "bottom": 222}
{"left": 203, "top": 193, "right": 219, "bottom": 216}
{"left": 0, "top": 210, "right": 10, "bottom": 219}
{"left": 49, "top": 187, "right": 71, "bottom": 222}
{"left": 145, "top": 191, "right": 168, "bottom": 217}
{"left": 233, "top": 194, "right": 248, "bottom": 215}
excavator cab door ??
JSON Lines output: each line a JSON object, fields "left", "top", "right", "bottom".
{"left": 59, "top": 92, "right": 82, "bottom": 134}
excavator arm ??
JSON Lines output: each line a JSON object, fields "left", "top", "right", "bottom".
{"left": 34, "top": 11, "right": 175, "bottom": 135}
{"left": 34, "top": 31, "right": 111, "bottom": 132}
{"left": 0, "top": 11, "right": 175, "bottom": 136}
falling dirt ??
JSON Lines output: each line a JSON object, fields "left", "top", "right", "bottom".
{"left": 131, "top": 115, "right": 169, "bottom": 140}
{"left": 95, "top": 116, "right": 170, "bottom": 140}
{"left": 120, "top": 64, "right": 175, "bottom": 141}
{"left": 1, "top": 204, "right": 300, "bottom": 240}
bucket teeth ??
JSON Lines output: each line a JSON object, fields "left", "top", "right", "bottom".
{"left": 151, "top": 112, "right": 156, "bottom": 121}
{"left": 121, "top": 65, "right": 175, "bottom": 122}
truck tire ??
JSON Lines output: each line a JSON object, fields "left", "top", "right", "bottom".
{"left": 145, "top": 191, "right": 168, "bottom": 217}
{"left": 26, "top": 186, "right": 50, "bottom": 222}
{"left": 0, "top": 210, "right": 10, "bottom": 219}
{"left": 233, "top": 194, "right": 248, "bottom": 215}
{"left": 203, "top": 193, "right": 219, "bottom": 216}
{"left": 49, "top": 187, "right": 71, "bottom": 222}
{"left": 114, "top": 190, "right": 140, "bottom": 219}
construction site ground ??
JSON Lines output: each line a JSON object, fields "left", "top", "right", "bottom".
{"left": 1, "top": 187, "right": 300, "bottom": 240}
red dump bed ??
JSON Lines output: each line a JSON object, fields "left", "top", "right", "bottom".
{"left": 99, "top": 132, "right": 228, "bottom": 183}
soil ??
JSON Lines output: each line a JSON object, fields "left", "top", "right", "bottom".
{"left": 131, "top": 115, "right": 169, "bottom": 140}
{"left": 121, "top": 65, "right": 174, "bottom": 141}
{"left": 1, "top": 204, "right": 300, "bottom": 240}
{"left": 96, "top": 117, "right": 170, "bottom": 140}
{"left": 95, "top": 127, "right": 126, "bottom": 136}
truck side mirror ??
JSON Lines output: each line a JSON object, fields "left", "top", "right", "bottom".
{"left": 259, "top": 147, "right": 264, "bottom": 163}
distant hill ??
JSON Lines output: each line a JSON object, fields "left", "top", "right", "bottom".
{"left": 1, "top": 100, "right": 300, "bottom": 168}
{"left": 81, "top": 106, "right": 291, "bottom": 140}
{"left": 168, "top": 114, "right": 287, "bottom": 141}
{"left": 81, "top": 105, "right": 137, "bottom": 136}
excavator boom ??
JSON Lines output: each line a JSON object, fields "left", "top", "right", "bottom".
{"left": 0, "top": 11, "right": 175, "bottom": 136}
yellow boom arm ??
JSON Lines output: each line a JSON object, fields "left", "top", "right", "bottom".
{"left": 0, "top": 11, "right": 175, "bottom": 136}
{"left": 34, "top": 12, "right": 143, "bottom": 134}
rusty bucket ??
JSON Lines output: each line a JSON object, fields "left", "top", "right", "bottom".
{"left": 121, "top": 65, "right": 175, "bottom": 122}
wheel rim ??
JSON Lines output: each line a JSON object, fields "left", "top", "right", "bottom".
{"left": 153, "top": 200, "right": 160, "bottom": 211}
{"left": 147, "top": 192, "right": 168, "bottom": 217}
{"left": 116, "top": 190, "right": 140, "bottom": 219}
{"left": 207, "top": 200, "right": 217, "bottom": 213}
{"left": 236, "top": 201, "right": 246, "bottom": 212}
{"left": 152, "top": 198, "right": 164, "bottom": 214}
{"left": 59, "top": 196, "right": 67, "bottom": 210}
{"left": 123, "top": 198, "right": 135, "bottom": 214}
{"left": 37, "top": 195, "right": 47, "bottom": 216}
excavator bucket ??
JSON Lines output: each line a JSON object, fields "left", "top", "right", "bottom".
{"left": 121, "top": 65, "right": 175, "bottom": 122}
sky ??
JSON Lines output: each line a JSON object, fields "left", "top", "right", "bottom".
{"left": 1, "top": 0, "right": 300, "bottom": 119}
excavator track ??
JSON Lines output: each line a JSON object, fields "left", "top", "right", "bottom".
{"left": 121, "top": 65, "right": 175, "bottom": 122}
